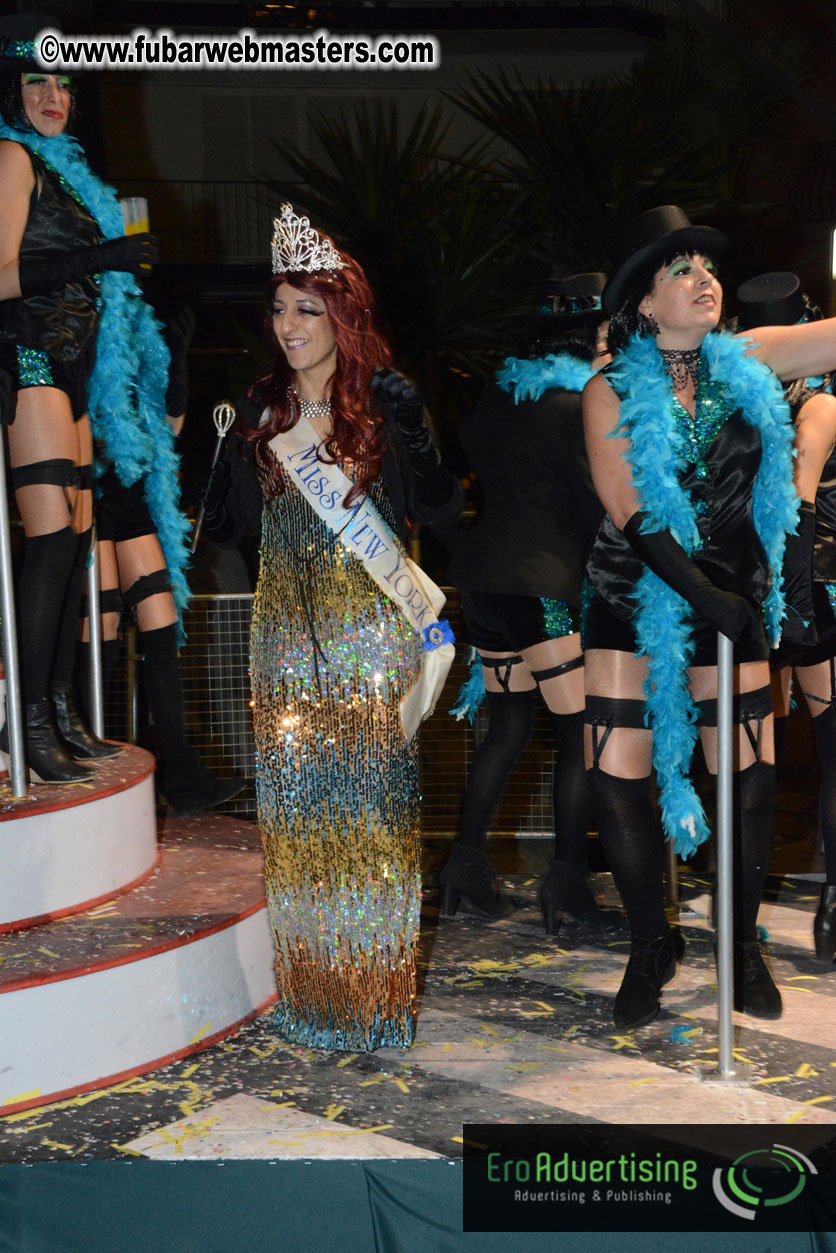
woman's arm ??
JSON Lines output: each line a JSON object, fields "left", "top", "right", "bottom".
{"left": 792, "top": 390, "right": 836, "bottom": 501}
{"left": 740, "top": 321, "right": 836, "bottom": 383}
{"left": 581, "top": 371, "right": 641, "bottom": 528}
{"left": 0, "top": 141, "right": 35, "bottom": 301}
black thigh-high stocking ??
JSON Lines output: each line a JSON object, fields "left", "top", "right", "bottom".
{"left": 585, "top": 693, "right": 666, "bottom": 939}
{"left": 76, "top": 587, "right": 126, "bottom": 723}
{"left": 17, "top": 527, "right": 77, "bottom": 703}
{"left": 733, "top": 760, "right": 776, "bottom": 941}
{"left": 458, "top": 689, "right": 536, "bottom": 849}
{"left": 51, "top": 527, "right": 92, "bottom": 688}
{"left": 550, "top": 709, "right": 590, "bottom": 864}
{"left": 140, "top": 622, "right": 198, "bottom": 778}
{"left": 813, "top": 702, "right": 836, "bottom": 882}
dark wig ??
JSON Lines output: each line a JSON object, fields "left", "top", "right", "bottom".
{"left": 785, "top": 294, "right": 832, "bottom": 409}
{"left": 243, "top": 248, "right": 391, "bottom": 506}
{"left": 607, "top": 248, "right": 722, "bottom": 354}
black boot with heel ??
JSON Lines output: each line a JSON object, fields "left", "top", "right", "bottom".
{"left": 814, "top": 885, "right": 836, "bottom": 963}
{"left": 438, "top": 843, "right": 516, "bottom": 919}
{"left": 52, "top": 682, "right": 122, "bottom": 760}
{"left": 613, "top": 927, "right": 683, "bottom": 1030}
{"left": 539, "top": 858, "right": 618, "bottom": 936}
{"left": 0, "top": 699, "right": 94, "bottom": 784}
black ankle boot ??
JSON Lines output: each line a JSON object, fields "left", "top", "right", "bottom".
{"left": 51, "top": 683, "right": 122, "bottom": 760}
{"left": 438, "top": 844, "right": 516, "bottom": 919}
{"left": 1, "top": 700, "right": 94, "bottom": 785}
{"left": 539, "top": 858, "right": 617, "bottom": 935}
{"left": 613, "top": 927, "right": 683, "bottom": 1030}
{"left": 162, "top": 756, "right": 245, "bottom": 818}
{"left": 814, "top": 885, "right": 836, "bottom": 963}
{"left": 730, "top": 941, "right": 782, "bottom": 1019}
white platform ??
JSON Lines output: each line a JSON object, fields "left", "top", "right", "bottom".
{"left": 0, "top": 745, "right": 158, "bottom": 931}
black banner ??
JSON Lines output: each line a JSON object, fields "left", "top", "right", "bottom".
{"left": 463, "top": 1123, "right": 836, "bottom": 1232}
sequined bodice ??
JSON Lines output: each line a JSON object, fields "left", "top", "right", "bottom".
{"left": 586, "top": 371, "right": 771, "bottom": 623}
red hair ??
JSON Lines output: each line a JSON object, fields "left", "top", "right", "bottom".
{"left": 243, "top": 250, "right": 392, "bottom": 505}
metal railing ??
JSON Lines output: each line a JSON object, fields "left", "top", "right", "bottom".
{"left": 104, "top": 592, "right": 557, "bottom": 833}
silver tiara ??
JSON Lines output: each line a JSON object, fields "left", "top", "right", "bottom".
{"left": 271, "top": 203, "right": 346, "bottom": 274}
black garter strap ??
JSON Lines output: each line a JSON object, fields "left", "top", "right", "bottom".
{"left": 695, "top": 684, "right": 772, "bottom": 759}
{"left": 531, "top": 654, "right": 584, "bottom": 682}
{"left": 480, "top": 653, "right": 524, "bottom": 693}
{"left": 123, "top": 568, "right": 172, "bottom": 611}
{"left": 805, "top": 656, "right": 836, "bottom": 708}
{"left": 80, "top": 587, "right": 124, "bottom": 618}
{"left": 584, "top": 693, "right": 648, "bottom": 765}
{"left": 12, "top": 457, "right": 76, "bottom": 490}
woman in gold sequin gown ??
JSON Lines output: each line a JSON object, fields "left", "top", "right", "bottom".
{"left": 202, "top": 209, "right": 460, "bottom": 1050}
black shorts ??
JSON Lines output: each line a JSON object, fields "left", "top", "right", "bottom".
{"left": 779, "top": 582, "right": 836, "bottom": 668}
{"left": 0, "top": 340, "right": 95, "bottom": 422}
{"left": 461, "top": 589, "right": 580, "bottom": 653}
{"left": 582, "top": 592, "right": 769, "bottom": 666}
{"left": 95, "top": 464, "right": 156, "bottom": 544}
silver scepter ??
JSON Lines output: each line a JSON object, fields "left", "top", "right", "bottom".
{"left": 191, "top": 401, "right": 236, "bottom": 554}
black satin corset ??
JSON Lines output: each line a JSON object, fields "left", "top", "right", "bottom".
{"left": 586, "top": 408, "right": 772, "bottom": 623}
{"left": 0, "top": 150, "right": 101, "bottom": 363}
{"left": 814, "top": 445, "right": 836, "bottom": 582}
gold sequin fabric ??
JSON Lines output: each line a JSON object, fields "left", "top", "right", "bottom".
{"left": 250, "top": 450, "right": 422, "bottom": 1051}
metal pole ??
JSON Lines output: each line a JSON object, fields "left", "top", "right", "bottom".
{"left": 716, "top": 630, "right": 736, "bottom": 1078}
{"left": 0, "top": 433, "right": 26, "bottom": 797}
{"left": 86, "top": 530, "right": 104, "bottom": 739}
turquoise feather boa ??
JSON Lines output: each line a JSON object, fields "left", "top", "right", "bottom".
{"left": 497, "top": 352, "right": 594, "bottom": 402}
{"left": 0, "top": 123, "right": 191, "bottom": 622}
{"left": 609, "top": 331, "right": 797, "bottom": 857}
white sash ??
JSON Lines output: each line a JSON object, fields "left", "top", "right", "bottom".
{"left": 268, "top": 414, "right": 455, "bottom": 739}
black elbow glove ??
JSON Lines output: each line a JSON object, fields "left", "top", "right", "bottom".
{"left": 779, "top": 500, "right": 818, "bottom": 647}
{"left": 371, "top": 366, "right": 455, "bottom": 507}
{"left": 0, "top": 367, "right": 13, "bottom": 427}
{"left": 623, "top": 511, "right": 761, "bottom": 643}
{"left": 18, "top": 233, "right": 159, "bottom": 298}
{"left": 163, "top": 306, "right": 196, "bottom": 417}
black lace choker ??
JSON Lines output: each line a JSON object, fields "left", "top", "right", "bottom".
{"left": 659, "top": 347, "right": 701, "bottom": 391}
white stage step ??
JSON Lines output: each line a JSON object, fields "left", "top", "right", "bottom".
{"left": 0, "top": 813, "right": 277, "bottom": 1114}
{"left": 0, "top": 745, "right": 158, "bottom": 932}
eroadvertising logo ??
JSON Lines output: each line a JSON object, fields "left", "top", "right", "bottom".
{"left": 462, "top": 1124, "right": 836, "bottom": 1233}
{"left": 712, "top": 1144, "right": 817, "bottom": 1220}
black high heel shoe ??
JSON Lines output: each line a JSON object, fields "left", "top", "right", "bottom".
{"left": 438, "top": 844, "right": 516, "bottom": 919}
{"left": 162, "top": 757, "right": 246, "bottom": 817}
{"left": 539, "top": 858, "right": 617, "bottom": 936}
{"left": 613, "top": 927, "right": 683, "bottom": 1030}
{"left": 0, "top": 699, "right": 94, "bottom": 784}
{"left": 52, "top": 682, "right": 122, "bottom": 760}
{"left": 814, "top": 885, "right": 836, "bottom": 963}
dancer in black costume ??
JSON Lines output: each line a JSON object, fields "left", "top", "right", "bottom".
{"left": 583, "top": 206, "right": 836, "bottom": 1030}
{"left": 442, "top": 273, "right": 609, "bottom": 929}
{"left": 737, "top": 272, "right": 836, "bottom": 965}
{"left": 0, "top": 18, "right": 155, "bottom": 783}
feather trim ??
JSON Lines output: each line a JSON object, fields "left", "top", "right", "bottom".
{"left": 496, "top": 353, "right": 594, "bottom": 402}
{"left": 613, "top": 331, "right": 796, "bottom": 857}
{"left": 0, "top": 124, "right": 191, "bottom": 625}
{"left": 449, "top": 654, "right": 486, "bottom": 724}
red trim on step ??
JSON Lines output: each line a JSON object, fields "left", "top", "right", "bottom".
{"left": 0, "top": 849, "right": 162, "bottom": 935}
{"left": 0, "top": 992, "right": 279, "bottom": 1117}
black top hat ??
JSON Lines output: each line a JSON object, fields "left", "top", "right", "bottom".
{"left": 0, "top": 14, "right": 68, "bottom": 75}
{"left": 736, "top": 272, "right": 806, "bottom": 331}
{"left": 535, "top": 271, "right": 606, "bottom": 329}
{"left": 602, "top": 205, "right": 729, "bottom": 317}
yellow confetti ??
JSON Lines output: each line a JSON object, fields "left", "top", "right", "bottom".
{"left": 785, "top": 975, "right": 819, "bottom": 981}
{"left": 323, "top": 1104, "right": 346, "bottom": 1120}
{"left": 359, "top": 1076, "right": 388, "bottom": 1087}
{"left": 36, "top": 948, "right": 59, "bottom": 958}
{"left": 803, "top": 1095, "right": 834, "bottom": 1106}
{"left": 628, "top": 1078, "right": 661, "bottom": 1086}
{"left": 337, "top": 1055, "right": 359, "bottom": 1068}
{"left": 564, "top": 1025, "right": 581, "bottom": 1038}
{"left": 610, "top": 1035, "right": 635, "bottom": 1050}
{"left": 42, "top": 1141, "right": 73, "bottom": 1151}
{"left": 533, "top": 1002, "right": 556, "bottom": 1012}
{"left": 393, "top": 1078, "right": 410, "bottom": 1093}
{"left": 779, "top": 985, "right": 813, "bottom": 994}
{"left": 470, "top": 959, "right": 522, "bottom": 973}
{"left": 753, "top": 1076, "right": 793, "bottom": 1085}
{"left": 179, "top": 1064, "right": 200, "bottom": 1079}
{"left": 112, "top": 1145, "right": 142, "bottom": 1156}
{"left": 796, "top": 1063, "right": 818, "bottom": 1078}
{"left": 455, "top": 980, "right": 484, "bottom": 989}
{"left": 188, "top": 1022, "right": 212, "bottom": 1045}
{"left": 479, "top": 1024, "right": 501, "bottom": 1036}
